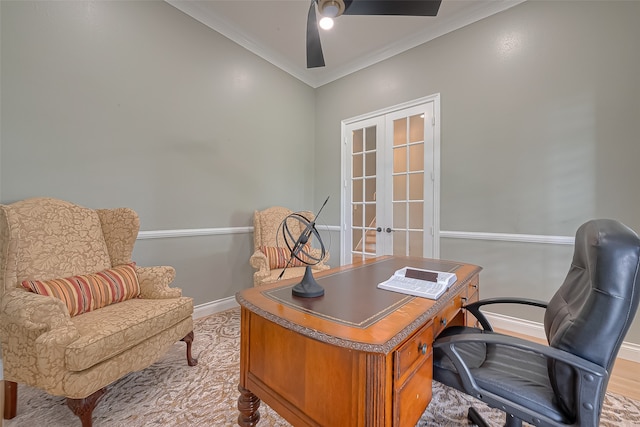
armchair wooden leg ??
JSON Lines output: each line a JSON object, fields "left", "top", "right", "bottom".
{"left": 181, "top": 331, "right": 198, "bottom": 366}
{"left": 67, "top": 388, "right": 106, "bottom": 427}
{"left": 4, "top": 381, "right": 17, "bottom": 419}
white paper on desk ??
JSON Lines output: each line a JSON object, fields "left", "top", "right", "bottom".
{"left": 377, "top": 267, "right": 457, "bottom": 299}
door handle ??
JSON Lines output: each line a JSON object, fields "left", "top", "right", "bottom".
{"left": 386, "top": 227, "right": 392, "bottom": 233}
{"left": 376, "top": 227, "right": 382, "bottom": 232}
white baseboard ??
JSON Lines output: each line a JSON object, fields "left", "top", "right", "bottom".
{"left": 485, "top": 311, "right": 640, "bottom": 363}
{"left": 194, "top": 296, "right": 239, "bottom": 319}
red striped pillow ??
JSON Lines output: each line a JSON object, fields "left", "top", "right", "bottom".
{"left": 259, "top": 245, "right": 312, "bottom": 269}
{"left": 21, "top": 263, "right": 140, "bottom": 317}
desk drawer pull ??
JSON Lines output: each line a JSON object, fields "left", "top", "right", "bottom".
{"left": 419, "top": 343, "right": 428, "bottom": 355}
{"left": 440, "top": 318, "right": 447, "bottom": 327}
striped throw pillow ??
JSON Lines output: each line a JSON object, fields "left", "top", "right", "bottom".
{"left": 259, "top": 245, "right": 312, "bottom": 269}
{"left": 21, "top": 263, "right": 140, "bottom": 317}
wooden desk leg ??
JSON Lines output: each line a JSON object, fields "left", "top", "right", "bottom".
{"left": 237, "top": 385, "right": 260, "bottom": 427}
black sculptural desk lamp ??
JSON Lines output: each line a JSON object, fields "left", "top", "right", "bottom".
{"left": 277, "top": 196, "right": 329, "bottom": 298}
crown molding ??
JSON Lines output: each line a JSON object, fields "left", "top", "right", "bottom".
{"left": 165, "top": 0, "right": 314, "bottom": 85}
{"left": 166, "top": 0, "right": 526, "bottom": 88}
{"left": 312, "top": 0, "right": 527, "bottom": 87}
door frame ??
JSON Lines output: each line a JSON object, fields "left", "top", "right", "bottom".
{"left": 340, "top": 94, "right": 441, "bottom": 265}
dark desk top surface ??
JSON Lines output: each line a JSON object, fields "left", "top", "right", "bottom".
{"left": 237, "top": 256, "right": 482, "bottom": 353}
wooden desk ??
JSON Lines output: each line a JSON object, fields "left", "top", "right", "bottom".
{"left": 236, "top": 256, "right": 482, "bottom": 427}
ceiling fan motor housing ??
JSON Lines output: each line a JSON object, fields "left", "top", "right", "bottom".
{"left": 308, "top": 0, "right": 442, "bottom": 68}
{"left": 318, "top": 0, "right": 345, "bottom": 18}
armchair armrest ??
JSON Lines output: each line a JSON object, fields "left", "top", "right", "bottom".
{"left": 249, "top": 250, "right": 269, "bottom": 273}
{"left": 136, "top": 265, "right": 181, "bottom": 299}
{"left": 308, "top": 247, "right": 330, "bottom": 270}
{"left": 250, "top": 251, "right": 272, "bottom": 286}
{"left": 464, "top": 297, "right": 548, "bottom": 331}
{"left": 434, "top": 332, "right": 607, "bottom": 426}
{"left": 1, "top": 288, "right": 76, "bottom": 334}
{"left": 0, "top": 289, "right": 79, "bottom": 391}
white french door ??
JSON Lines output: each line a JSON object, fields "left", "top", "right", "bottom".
{"left": 341, "top": 95, "right": 440, "bottom": 265}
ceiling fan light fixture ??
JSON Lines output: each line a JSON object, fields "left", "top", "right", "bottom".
{"left": 319, "top": 17, "right": 334, "bottom": 30}
{"left": 318, "top": 0, "right": 345, "bottom": 18}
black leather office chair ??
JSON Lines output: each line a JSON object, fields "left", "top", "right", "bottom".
{"left": 433, "top": 219, "right": 640, "bottom": 427}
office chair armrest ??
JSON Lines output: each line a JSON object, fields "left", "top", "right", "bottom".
{"left": 464, "top": 298, "right": 548, "bottom": 331}
{"left": 434, "top": 332, "right": 607, "bottom": 401}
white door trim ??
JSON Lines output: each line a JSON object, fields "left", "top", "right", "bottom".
{"left": 340, "top": 94, "right": 441, "bottom": 265}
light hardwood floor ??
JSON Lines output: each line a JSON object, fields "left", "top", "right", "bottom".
{"left": 610, "top": 358, "right": 640, "bottom": 401}
{"left": 495, "top": 329, "right": 640, "bottom": 401}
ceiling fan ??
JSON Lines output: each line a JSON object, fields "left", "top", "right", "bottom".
{"left": 306, "top": 0, "right": 443, "bottom": 68}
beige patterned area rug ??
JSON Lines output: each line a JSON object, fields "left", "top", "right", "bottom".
{"left": 5, "top": 308, "right": 640, "bottom": 426}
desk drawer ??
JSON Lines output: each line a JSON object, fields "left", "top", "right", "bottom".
{"left": 394, "top": 321, "right": 433, "bottom": 385}
{"left": 433, "top": 292, "right": 463, "bottom": 337}
{"left": 463, "top": 276, "right": 480, "bottom": 327}
{"left": 393, "top": 353, "right": 433, "bottom": 427}
{"left": 466, "top": 275, "right": 479, "bottom": 298}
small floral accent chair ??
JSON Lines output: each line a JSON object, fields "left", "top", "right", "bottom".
{"left": 250, "top": 206, "right": 330, "bottom": 287}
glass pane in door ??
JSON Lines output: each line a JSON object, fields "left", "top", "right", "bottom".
{"left": 408, "top": 202, "right": 423, "bottom": 229}
{"left": 409, "top": 144, "right": 423, "bottom": 171}
{"left": 393, "top": 231, "right": 407, "bottom": 256}
{"left": 353, "top": 129, "right": 363, "bottom": 151}
{"left": 393, "top": 118, "right": 407, "bottom": 146}
{"left": 393, "top": 203, "right": 407, "bottom": 229}
{"left": 394, "top": 146, "right": 407, "bottom": 173}
{"left": 409, "top": 231, "right": 423, "bottom": 257}
{"left": 352, "top": 154, "right": 363, "bottom": 179}
{"left": 351, "top": 228, "right": 363, "bottom": 252}
{"left": 392, "top": 175, "right": 407, "bottom": 201}
{"left": 352, "top": 179, "right": 363, "bottom": 203}
{"left": 409, "top": 173, "right": 424, "bottom": 200}
{"left": 409, "top": 114, "right": 424, "bottom": 143}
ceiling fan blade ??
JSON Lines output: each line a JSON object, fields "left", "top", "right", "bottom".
{"left": 306, "top": 1, "right": 325, "bottom": 68}
{"left": 343, "top": 0, "right": 442, "bottom": 16}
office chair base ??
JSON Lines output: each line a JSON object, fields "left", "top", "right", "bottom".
{"left": 468, "top": 407, "right": 490, "bottom": 427}
{"left": 467, "top": 407, "right": 523, "bottom": 427}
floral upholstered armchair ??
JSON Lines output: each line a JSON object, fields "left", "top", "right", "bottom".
{"left": 0, "top": 197, "right": 197, "bottom": 427}
{"left": 249, "top": 206, "right": 330, "bottom": 287}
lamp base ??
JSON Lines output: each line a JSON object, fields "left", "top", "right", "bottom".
{"left": 292, "top": 265, "right": 325, "bottom": 298}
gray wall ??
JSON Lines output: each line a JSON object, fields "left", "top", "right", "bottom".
{"left": 0, "top": 0, "right": 317, "bottom": 304}
{"left": 314, "top": 1, "right": 640, "bottom": 342}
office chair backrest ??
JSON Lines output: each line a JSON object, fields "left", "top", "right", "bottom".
{"left": 544, "top": 219, "right": 640, "bottom": 418}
